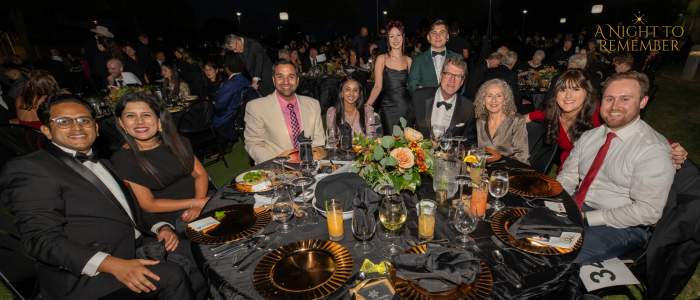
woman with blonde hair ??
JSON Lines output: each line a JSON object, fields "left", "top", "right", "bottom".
{"left": 474, "top": 78, "right": 529, "bottom": 164}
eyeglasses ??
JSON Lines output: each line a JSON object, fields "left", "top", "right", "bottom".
{"left": 50, "top": 117, "right": 95, "bottom": 129}
{"left": 442, "top": 72, "right": 464, "bottom": 81}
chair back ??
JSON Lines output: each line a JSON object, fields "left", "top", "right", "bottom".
{"left": 0, "top": 205, "right": 37, "bottom": 300}
{"left": 234, "top": 86, "right": 262, "bottom": 139}
{"left": 178, "top": 100, "right": 215, "bottom": 134}
{"left": 93, "top": 116, "right": 126, "bottom": 160}
{"left": 0, "top": 124, "right": 48, "bottom": 169}
{"left": 526, "top": 122, "right": 557, "bottom": 174}
{"left": 296, "top": 76, "right": 313, "bottom": 98}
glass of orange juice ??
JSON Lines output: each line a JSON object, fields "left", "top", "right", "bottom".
{"left": 416, "top": 200, "right": 436, "bottom": 241}
{"left": 471, "top": 175, "right": 488, "bottom": 221}
{"left": 326, "top": 199, "right": 344, "bottom": 241}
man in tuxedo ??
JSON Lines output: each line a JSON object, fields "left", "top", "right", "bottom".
{"left": 301, "top": 48, "right": 319, "bottom": 73}
{"left": 0, "top": 94, "right": 197, "bottom": 299}
{"left": 224, "top": 34, "right": 274, "bottom": 96}
{"left": 463, "top": 52, "right": 502, "bottom": 100}
{"left": 480, "top": 51, "right": 528, "bottom": 113}
{"left": 545, "top": 53, "right": 602, "bottom": 101}
{"left": 405, "top": 57, "right": 476, "bottom": 143}
{"left": 214, "top": 54, "right": 252, "bottom": 141}
{"left": 244, "top": 60, "right": 325, "bottom": 164}
{"left": 408, "top": 19, "right": 462, "bottom": 96}
{"left": 146, "top": 51, "right": 167, "bottom": 81}
{"left": 551, "top": 39, "right": 575, "bottom": 62}
{"left": 136, "top": 34, "right": 152, "bottom": 69}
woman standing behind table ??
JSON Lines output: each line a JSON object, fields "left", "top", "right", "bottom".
{"left": 174, "top": 47, "right": 203, "bottom": 97}
{"left": 327, "top": 76, "right": 376, "bottom": 138}
{"left": 202, "top": 61, "right": 225, "bottom": 102}
{"left": 15, "top": 70, "right": 63, "bottom": 129}
{"left": 474, "top": 78, "right": 529, "bottom": 164}
{"left": 365, "top": 20, "right": 413, "bottom": 136}
{"left": 161, "top": 62, "right": 190, "bottom": 97}
{"left": 110, "top": 92, "right": 210, "bottom": 234}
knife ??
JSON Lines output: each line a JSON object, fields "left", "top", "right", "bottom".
{"left": 472, "top": 245, "right": 522, "bottom": 288}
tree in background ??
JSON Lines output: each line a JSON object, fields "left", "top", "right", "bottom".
{"left": 279, "top": 0, "right": 361, "bottom": 31}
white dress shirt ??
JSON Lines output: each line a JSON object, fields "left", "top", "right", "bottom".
{"left": 430, "top": 89, "right": 456, "bottom": 132}
{"left": 556, "top": 117, "right": 675, "bottom": 229}
{"left": 430, "top": 48, "right": 446, "bottom": 82}
{"left": 108, "top": 72, "right": 142, "bottom": 88}
{"left": 53, "top": 144, "right": 170, "bottom": 276}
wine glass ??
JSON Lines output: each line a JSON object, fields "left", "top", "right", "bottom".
{"left": 453, "top": 175, "right": 473, "bottom": 212}
{"left": 326, "top": 127, "right": 338, "bottom": 159}
{"left": 489, "top": 170, "right": 509, "bottom": 212}
{"left": 439, "top": 131, "right": 453, "bottom": 153}
{"left": 352, "top": 211, "right": 377, "bottom": 254}
{"left": 273, "top": 156, "right": 291, "bottom": 180}
{"left": 378, "top": 185, "right": 405, "bottom": 257}
{"left": 271, "top": 188, "right": 296, "bottom": 233}
{"left": 369, "top": 124, "right": 383, "bottom": 141}
{"left": 431, "top": 125, "right": 445, "bottom": 143}
{"left": 299, "top": 160, "right": 316, "bottom": 177}
{"left": 453, "top": 135, "right": 467, "bottom": 153}
{"left": 453, "top": 206, "right": 478, "bottom": 247}
{"left": 293, "top": 177, "right": 317, "bottom": 232}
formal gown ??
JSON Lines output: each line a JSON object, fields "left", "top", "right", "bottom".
{"left": 380, "top": 58, "right": 411, "bottom": 135}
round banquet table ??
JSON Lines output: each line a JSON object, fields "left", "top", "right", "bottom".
{"left": 192, "top": 156, "right": 583, "bottom": 300}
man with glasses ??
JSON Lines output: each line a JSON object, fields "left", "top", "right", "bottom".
{"left": 404, "top": 57, "right": 476, "bottom": 143}
{"left": 0, "top": 94, "right": 197, "bottom": 299}
{"left": 223, "top": 34, "right": 274, "bottom": 96}
{"left": 480, "top": 51, "right": 529, "bottom": 114}
{"left": 407, "top": 19, "right": 463, "bottom": 96}
{"left": 244, "top": 60, "right": 325, "bottom": 164}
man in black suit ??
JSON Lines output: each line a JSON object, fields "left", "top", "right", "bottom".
{"left": 551, "top": 39, "right": 575, "bottom": 62}
{"left": 405, "top": 57, "right": 476, "bottom": 143}
{"left": 301, "top": 47, "right": 319, "bottom": 73}
{"left": 0, "top": 94, "right": 198, "bottom": 300}
{"left": 224, "top": 34, "right": 274, "bottom": 96}
{"left": 463, "top": 52, "right": 502, "bottom": 100}
{"left": 480, "top": 51, "right": 528, "bottom": 113}
{"left": 146, "top": 51, "right": 167, "bottom": 81}
{"left": 545, "top": 53, "right": 602, "bottom": 101}
{"left": 136, "top": 34, "right": 152, "bottom": 69}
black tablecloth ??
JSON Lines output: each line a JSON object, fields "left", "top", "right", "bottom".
{"left": 193, "top": 157, "right": 582, "bottom": 300}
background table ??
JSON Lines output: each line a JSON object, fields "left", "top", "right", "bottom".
{"left": 192, "top": 157, "right": 583, "bottom": 300}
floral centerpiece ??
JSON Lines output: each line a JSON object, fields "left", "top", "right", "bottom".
{"left": 532, "top": 66, "right": 559, "bottom": 81}
{"left": 105, "top": 85, "right": 155, "bottom": 112}
{"left": 350, "top": 118, "right": 434, "bottom": 193}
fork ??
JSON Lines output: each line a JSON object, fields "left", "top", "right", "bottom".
{"left": 238, "top": 236, "right": 283, "bottom": 272}
{"left": 209, "top": 228, "right": 264, "bottom": 251}
{"left": 491, "top": 235, "right": 547, "bottom": 266}
{"left": 233, "top": 236, "right": 270, "bottom": 268}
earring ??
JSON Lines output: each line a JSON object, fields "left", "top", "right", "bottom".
{"left": 121, "top": 126, "right": 126, "bottom": 131}
{"left": 158, "top": 126, "right": 162, "bottom": 132}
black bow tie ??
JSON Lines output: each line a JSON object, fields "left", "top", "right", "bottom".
{"left": 436, "top": 101, "right": 452, "bottom": 110}
{"left": 432, "top": 50, "right": 446, "bottom": 57}
{"left": 75, "top": 151, "right": 99, "bottom": 164}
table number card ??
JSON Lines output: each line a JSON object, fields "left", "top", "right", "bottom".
{"left": 580, "top": 258, "right": 639, "bottom": 291}
{"left": 351, "top": 278, "right": 395, "bottom": 300}
{"left": 188, "top": 217, "right": 219, "bottom": 231}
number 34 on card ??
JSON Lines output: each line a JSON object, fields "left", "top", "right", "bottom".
{"left": 580, "top": 258, "right": 640, "bottom": 291}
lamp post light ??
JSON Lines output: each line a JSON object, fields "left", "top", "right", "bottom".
{"left": 522, "top": 10, "right": 527, "bottom": 34}
{"left": 383, "top": 11, "right": 387, "bottom": 26}
{"left": 236, "top": 12, "right": 242, "bottom": 35}
{"left": 280, "top": 12, "right": 288, "bottom": 39}
{"left": 560, "top": 18, "right": 566, "bottom": 23}
{"left": 592, "top": 5, "right": 603, "bottom": 27}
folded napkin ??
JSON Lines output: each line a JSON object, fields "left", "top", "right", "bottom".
{"left": 296, "top": 130, "right": 314, "bottom": 163}
{"left": 394, "top": 244, "right": 482, "bottom": 293}
{"left": 136, "top": 240, "right": 190, "bottom": 275}
{"left": 339, "top": 122, "right": 353, "bottom": 151}
{"left": 507, "top": 207, "right": 583, "bottom": 240}
{"left": 314, "top": 173, "right": 369, "bottom": 212}
{"left": 352, "top": 187, "right": 380, "bottom": 230}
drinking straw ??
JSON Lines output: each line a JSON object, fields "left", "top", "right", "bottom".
{"left": 325, "top": 200, "right": 329, "bottom": 216}
{"left": 421, "top": 199, "right": 426, "bottom": 223}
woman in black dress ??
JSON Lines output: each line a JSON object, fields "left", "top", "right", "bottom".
{"left": 110, "top": 92, "right": 210, "bottom": 234}
{"left": 365, "top": 20, "right": 412, "bottom": 135}
{"left": 123, "top": 45, "right": 147, "bottom": 84}
{"left": 202, "top": 61, "right": 225, "bottom": 102}
{"left": 174, "top": 47, "right": 203, "bottom": 97}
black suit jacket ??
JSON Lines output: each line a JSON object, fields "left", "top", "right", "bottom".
{"left": 464, "top": 59, "right": 488, "bottom": 100}
{"left": 134, "top": 42, "right": 151, "bottom": 69}
{"left": 0, "top": 143, "right": 162, "bottom": 300}
{"left": 240, "top": 37, "right": 274, "bottom": 96}
{"left": 480, "top": 65, "right": 523, "bottom": 107}
{"left": 404, "top": 87, "right": 476, "bottom": 144}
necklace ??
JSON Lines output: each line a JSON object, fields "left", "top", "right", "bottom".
{"left": 344, "top": 108, "right": 357, "bottom": 122}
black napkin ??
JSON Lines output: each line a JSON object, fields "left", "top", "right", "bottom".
{"left": 136, "top": 240, "right": 190, "bottom": 275}
{"left": 352, "top": 188, "right": 380, "bottom": 230}
{"left": 296, "top": 130, "right": 314, "bottom": 163}
{"left": 394, "top": 244, "right": 482, "bottom": 293}
{"left": 339, "top": 122, "right": 353, "bottom": 151}
{"left": 507, "top": 207, "right": 583, "bottom": 239}
{"left": 314, "top": 173, "right": 369, "bottom": 212}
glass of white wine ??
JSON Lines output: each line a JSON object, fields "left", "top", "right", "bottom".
{"left": 378, "top": 185, "right": 405, "bottom": 257}
{"left": 489, "top": 170, "right": 509, "bottom": 212}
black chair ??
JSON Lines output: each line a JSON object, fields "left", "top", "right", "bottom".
{"left": 93, "top": 116, "right": 126, "bottom": 160}
{"left": 178, "top": 100, "right": 228, "bottom": 168}
{"left": 296, "top": 76, "right": 313, "bottom": 98}
{"left": 0, "top": 205, "right": 38, "bottom": 300}
{"left": 525, "top": 122, "right": 557, "bottom": 174}
{"left": 233, "top": 86, "right": 262, "bottom": 143}
{"left": 0, "top": 124, "right": 49, "bottom": 169}
{"left": 640, "top": 85, "right": 660, "bottom": 120}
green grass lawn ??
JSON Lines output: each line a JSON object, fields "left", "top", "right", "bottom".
{"left": 1, "top": 65, "right": 698, "bottom": 299}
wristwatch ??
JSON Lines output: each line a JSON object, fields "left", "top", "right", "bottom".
{"left": 157, "top": 224, "right": 175, "bottom": 233}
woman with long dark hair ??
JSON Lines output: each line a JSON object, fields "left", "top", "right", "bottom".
{"left": 123, "top": 44, "right": 147, "bottom": 84}
{"left": 161, "top": 62, "right": 190, "bottom": 97}
{"left": 110, "top": 92, "right": 210, "bottom": 232}
{"left": 365, "top": 20, "right": 412, "bottom": 135}
{"left": 95, "top": 36, "right": 122, "bottom": 87}
{"left": 15, "top": 70, "right": 63, "bottom": 129}
{"left": 174, "top": 46, "right": 203, "bottom": 97}
{"left": 326, "top": 76, "right": 375, "bottom": 138}
{"left": 202, "top": 61, "right": 224, "bottom": 102}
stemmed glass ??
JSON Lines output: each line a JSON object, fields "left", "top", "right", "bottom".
{"left": 271, "top": 185, "right": 296, "bottom": 233}
{"left": 378, "top": 185, "right": 405, "bottom": 257}
{"left": 453, "top": 206, "right": 478, "bottom": 247}
{"left": 292, "top": 177, "right": 317, "bottom": 232}
{"left": 453, "top": 175, "right": 473, "bottom": 211}
{"left": 489, "top": 170, "right": 509, "bottom": 212}
{"left": 352, "top": 211, "right": 377, "bottom": 254}
{"left": 439, "top": 131, "right": 453, "bottom": 153}
{"left": 326, "top": 127, "right": 338, "bottom": 160}
{"left": 452, "top": 136, "right": 468, "bottom": 154}
{"left": 273, "top": 156, "right": 291, "bottom": 180}
{"left": 430, "top": 125, "right": 445, "bottom": 146}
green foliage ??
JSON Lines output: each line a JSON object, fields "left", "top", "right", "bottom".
{"left": 393, "top": 125, "right": 403, "bottom": 137}
{"left": 381, "top": 136, "right": 394, "bottom": 149}
{"left": 400, "top": 117, "right": 407, "bottom": 128}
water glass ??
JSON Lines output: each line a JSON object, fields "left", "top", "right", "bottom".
{"left": 352, "top": 211, "right": 376, "bottom": 254}
{"left": 489, "top": 170, "right": 509, "bottom": 212}
{"left": 271, "top": 191, "right": 296, "bottom": 233}
{"left": 453, "top": 207, "right": 478, "bottom": 247}
{"left": 326, "top": 127, "right": 338, "bottom": 159}
{"left": 433, "top": 156, "right": 459, "bottom": 198}
{"left": 293, "top": 177, "right": 318, "bottom": 232}
{"left": 326, "top": 199, "right": 344, "bottom": 241}
{"left": 299, "top": 160, "right": 316, "bottom": 177}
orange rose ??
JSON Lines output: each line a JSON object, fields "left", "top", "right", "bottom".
{"left": 404, "top": 127, "right": 423, "bottom": 142}
{"left": 390, "top": 147, "right": 415, "bottom": 172}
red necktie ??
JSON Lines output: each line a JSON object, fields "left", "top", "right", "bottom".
{"left": 574, "top": 132, "right": 617, "bottom": 210}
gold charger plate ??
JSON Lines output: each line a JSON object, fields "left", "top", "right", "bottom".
{"left": 186, "top": 204, "right": 270, "bottom": 244}
{"left": 492, "top": 209, "right": 582, "bottom": 255}
{"left": 168, "top": 107, "right": 184, "bottom": 113}
{"left": 253, "top": 239, "right": 353, "bottom": 300}
{"left": 280, "top": 147, "right": 328, "bottom": 164}
{"left": 508, "top": 171, "right": 563, "bottom": 198}
{"left": 390, "top": 244, "right": 492, "bottom": 300}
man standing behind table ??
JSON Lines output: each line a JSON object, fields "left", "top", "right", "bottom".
{"left": 135, "top": 34, "right": 152, "bottom": 69}
{"left": 244, "top": 60, "right": 325, "bottom": 164}
{"left": 557, "top": 72, "right": 676, "bottom": 265}
{"left": 404, "top": 57, "right": 476, "bottom": 143}
{"left": 352, "top": 27, "right": 370, "bottom": 61}
{"left": 224, "top": 34, "right": 274, "bottom": 96}
{"left": 445, "top": 22, "right": 470, "bottom": 59}
{"left": 0, "top": 94, "right": 198, "bottom": 299}
{"left": 408, "top": 19, "right": 462, "bottom": 96}
{"left": 463, "top": 52, "right": 502, "bottom": 100}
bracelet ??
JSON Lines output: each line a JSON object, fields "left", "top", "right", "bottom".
{"left": 190, "top": 199, "right": 194, "bottom": 209}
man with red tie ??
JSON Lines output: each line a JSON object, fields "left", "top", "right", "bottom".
{"left": 557, "top": 71, "right": 675, "bottom": 266}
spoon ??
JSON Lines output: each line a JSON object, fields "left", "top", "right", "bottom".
{"left": 213, "top": 237, "right": 261, "bottom": 258}
{"left": 492, "top": 250, "right": 522, "bottom": 288}
{"left": 405, "top": 236, "right": 450, "bottom": 247}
